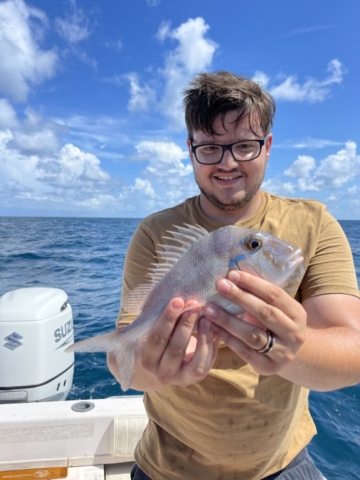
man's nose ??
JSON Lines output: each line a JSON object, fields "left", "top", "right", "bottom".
{"left": 220, "top": 146, "right": 237, "bottom": 167}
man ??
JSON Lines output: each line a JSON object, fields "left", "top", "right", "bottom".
{"left": 108, "top": 71, "right": 360, "bottom": 479}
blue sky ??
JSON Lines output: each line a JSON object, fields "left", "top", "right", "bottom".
{"left": 0, "top": 0, "right": 359, "bottom": 219}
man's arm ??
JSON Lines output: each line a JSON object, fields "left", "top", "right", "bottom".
{"left": 279, "top": 293, "right": 360, "bottom": 390}
{"left": 203, "top": 270, "right": 360, "bottom": 391}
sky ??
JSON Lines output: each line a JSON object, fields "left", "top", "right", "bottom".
{"left": 0, "top": 0, "right": 359, "bottom": 219}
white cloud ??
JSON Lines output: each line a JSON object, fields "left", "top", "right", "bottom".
{"left": 283, "top": 141, "right": 360, "bottom": 191}
{"left": 135, "top": 140, "right": 192, "bottom": 179}
{"left": 116, "top": 140, "right": 198, "bottom": 213}
{"left": 54, "top": 0, "right": 91, "bottom": 44}
{"left": 156, "top": 21, "right": 171, "bottom": 41}
{"left": 0, "top": 0, "right": 58, "bottom": 102}
{"left": 253, "top": 59, "right": 346, "bottom": 103}
{"left": 120, "top": 178, "right": 156, "bottom": 199}
{"left": 53, "top": 113, "right": 131, "bottom": 155}
{"left": 13, "top": 128, "right": 59, "bottom": 155}
{"left": 125, "top": 17, "right": 218, "bottom": 128}
{"left": 40, "top": 143, "right": 111, "bottom": 186}
{"left": 262, "top": 142, "right": 360, "bottom": 217}
{"left": 278, "top": 25, "right": 336, "bottom": 39}
{"left": 312, "top": 141, "right": 360, "bottom": 189}
{"left": 262, "top": 178, "right": 296, "bottom": 196}
{"left": 0, "top": 129, "right": 14, "bottom": 150}
{"left": 126, "top": 73, "right": 156, "bottom": 112}
{"left": 0, "top": 99, "right": 19, "bottom": 128}
{"left": 135, "top": 140, "right": 187, "bottom": 162}
{"left": 347, "top": 185, "right": 358, "bottom": 195}
{"left": 104, "top": 39, "right": 123, "bottom": 51}
{"left": 146, "top": 0, "right": 162, "bottom": 6}
{"left": 0, "top": 104, "right": 198, "bottom": 215}
{"left": 0, "top": 120, "right": 118, "bottom": 213}
{"left": 275, "top": 138, "right": 345, "bottom": 149}
{"left": 158, "top": 17, "right": 218, "bottom": 127}
{"left": 0, "top": 104, "right": 64, "bottom": 156}
{"left": 76, "top": 194, "right": 119, "bottom": 210}
{"left": 325, "top": 185, "right": 360, "bottom": 219}
{"left": 252, "top": 71, "right": 270, "bottom": 89}
{"left": 284, "top": 155, "right": 316, "bottom": 178}
{"left": 54, "top": 0, "right": 97, "bottom": 69}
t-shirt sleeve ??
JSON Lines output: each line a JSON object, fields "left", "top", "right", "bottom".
{"left": 116, "top": 221, "right": 157, "bottom": 326}
{"left": 300, "top": 210, "right": 359, "bottom": 300}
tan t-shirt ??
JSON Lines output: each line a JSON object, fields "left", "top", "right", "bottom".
{"left": 117, "top": 191, "right": 359, "bottom": 480}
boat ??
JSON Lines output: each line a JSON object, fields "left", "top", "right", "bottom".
{"left": 0, "top": 287, "right": 147, "bottom": 479}
{"left": 0, "top": 288, "right": 328, "bottom": 480}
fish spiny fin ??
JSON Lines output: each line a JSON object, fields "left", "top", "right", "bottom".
{"left": 123, "top": 224, "right": 209, "bottom": 314}
{"left": 146, "top": 224, "right": 209, "bottom": 287}
{"left": 121, "top": 283, "right": 153, "bottom": 315}
{"left": 162, "top": 223, "right": 208, "bottom": 249}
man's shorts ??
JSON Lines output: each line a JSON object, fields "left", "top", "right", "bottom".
{"left": 130, "top": 447, "right": 326, "bottom": 479}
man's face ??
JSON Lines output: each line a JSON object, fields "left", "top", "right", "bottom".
{"left": 187, "top": 110, "right": 272, "bottom": 217}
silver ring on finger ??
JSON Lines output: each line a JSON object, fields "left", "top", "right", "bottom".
{"left": 256, "top": 330, "right": 275, "bottom": 354}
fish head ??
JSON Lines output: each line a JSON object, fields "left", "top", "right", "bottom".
{"left": 229, "top": 230, "right": 304, "bottom": 287}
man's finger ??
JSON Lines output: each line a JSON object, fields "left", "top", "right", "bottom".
{"left": 141, "top": 298, "right": 185, "bottom": 372}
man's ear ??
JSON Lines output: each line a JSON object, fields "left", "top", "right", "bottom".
{"left": 265, "top": 133, "right": 273, "bottom": 160}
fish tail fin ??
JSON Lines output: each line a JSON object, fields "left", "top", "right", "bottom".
{"left": 66, "top": 327, "right": 137, "bottom": 392}
{"left": 66, "top": 329, "right": 123, "bottom": 353}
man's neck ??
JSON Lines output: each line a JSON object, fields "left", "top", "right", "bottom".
{"left": 198, "top": 191, "right": 262, "bottom": 224}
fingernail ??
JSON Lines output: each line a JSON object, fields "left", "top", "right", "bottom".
{"left": 171, "top": 298, "right": 183, "bottom": 310}
{"left": 218, "top": 279, "right": 231, "bottom": 293}
{"left": 187, "top": 299, "right": 200, "bottom": 307}
{"left": 228, "top": 271, "right": 240, "bottom": 282}
{"left": 204, "top": 305, "right": 217, "bottom": 318}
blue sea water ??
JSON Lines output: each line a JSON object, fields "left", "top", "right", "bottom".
{"left": 0, "top": 217, "right": 359, "bottom": 478}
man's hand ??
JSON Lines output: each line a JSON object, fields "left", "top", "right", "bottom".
{"left": 203, "top": 270, "right": 307, "bottom": 376}
{"left": 129, "top": 298, "right": 220, "bottom": 391}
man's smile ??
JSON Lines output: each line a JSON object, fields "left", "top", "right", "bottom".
{"left": 214, "top": 174, "right": 242, "bottom": 180}
{"left": 212, "top": 172, "right": 244, "bottom": 184}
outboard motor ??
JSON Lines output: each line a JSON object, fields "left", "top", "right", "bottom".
{"left": 0, "top": 287, "right": 74, "bottom": 403}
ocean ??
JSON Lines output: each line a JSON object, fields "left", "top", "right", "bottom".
{"left": 0, "top": 216, "right": 359, "bottom": 478}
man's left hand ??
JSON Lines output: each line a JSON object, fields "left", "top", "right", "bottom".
{"left": 203, "top": 270, "right": 307, "bottom": 375}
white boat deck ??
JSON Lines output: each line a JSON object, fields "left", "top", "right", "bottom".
{"left": 0, "top": 397, "right": 147, "bottom": 479}
{"left": 0, "top": 396, "right": 328, "bottom": 479}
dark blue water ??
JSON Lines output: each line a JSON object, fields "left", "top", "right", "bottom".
{"left": 0, "top": 217, "right": 359, "bottom": 478}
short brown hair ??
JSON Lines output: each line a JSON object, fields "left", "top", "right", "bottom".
{"left": 183, "top": 71, "right": 276, "bottom": 138}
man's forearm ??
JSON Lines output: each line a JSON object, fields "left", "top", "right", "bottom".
{"left": 278, "top": 326, "right": 360, "bottom": 391}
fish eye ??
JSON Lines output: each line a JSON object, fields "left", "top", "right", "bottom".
{"left": 246, "top": 237, "right": 262, "bottom": 251}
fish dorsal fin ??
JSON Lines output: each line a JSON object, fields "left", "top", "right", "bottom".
{"left": 158, "top": 223, "right": 208, "bottom": 264}
{"left": 121, "top": 224, "right": 208, "bottom": 315}
{"left": 121, "top": 283, "right": 153, "bottom": 315}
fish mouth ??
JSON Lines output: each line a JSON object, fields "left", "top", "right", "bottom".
{"left": 285, "top": 249, "right": 304, "bottom": 271}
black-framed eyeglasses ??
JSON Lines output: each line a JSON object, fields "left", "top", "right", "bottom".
{"left": 189, "top": 138, "right": 267, "bottom": 165}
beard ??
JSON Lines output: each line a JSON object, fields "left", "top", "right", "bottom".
{"left": 194, "top": 171, "right": 264, "bottom": 211}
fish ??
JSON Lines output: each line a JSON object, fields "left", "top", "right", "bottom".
{"left": 66, "top": 224, "right": 305, "bottom": 391}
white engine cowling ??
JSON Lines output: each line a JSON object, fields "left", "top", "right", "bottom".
{"left": 0, "top": 287, "right": 74, "bottom": 403}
